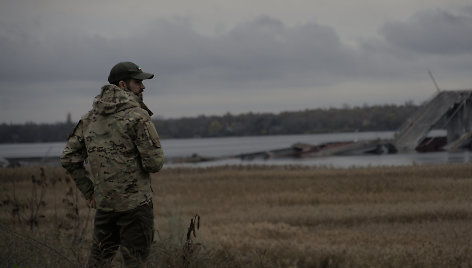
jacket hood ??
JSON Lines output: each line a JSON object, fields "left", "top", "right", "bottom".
{"left": 92, "top": 85, "right": 153, "bottom": 116}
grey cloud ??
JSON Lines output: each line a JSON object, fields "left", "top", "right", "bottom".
{"left": 141, "top": 16, "right": 364, "bottom": 92}
{"left": 380, "top": 8, "right": 472, "bottom": 55}
{"left": 0, "top": 15, "right": 359, "bottom": 91}
{"left": 2, "top": 10, "right": 470, "bottom": 89}
{"left": 2, "top": 6, "right": 472, "bottom": 123}
{"left": 215, "top": 17, "right": 353, "bottom": 79}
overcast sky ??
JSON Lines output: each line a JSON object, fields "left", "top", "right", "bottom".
{"left": 1, "top": 0, "right": 472, "bottom": 124}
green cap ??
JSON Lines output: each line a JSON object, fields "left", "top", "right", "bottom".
{"left": 108, "top": 61, "right": 155, "bottom": 83}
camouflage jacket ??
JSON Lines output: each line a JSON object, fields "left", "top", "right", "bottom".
{"left": 61, "top": 85, "right": 164, "bottom": 212}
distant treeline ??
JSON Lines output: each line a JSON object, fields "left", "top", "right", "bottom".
{"left": 0, "top": 103, "right": 418, "bottom": 143}
{"left": 0, "top": 122, "right": 76, "bottom": 143}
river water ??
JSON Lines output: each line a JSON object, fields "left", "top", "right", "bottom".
{"left": 0, "top": 131, "right": 470, "bottom": 168}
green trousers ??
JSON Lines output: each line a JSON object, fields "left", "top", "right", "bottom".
{"left": 87, "top": 203, "right": 154, "bottom": 268}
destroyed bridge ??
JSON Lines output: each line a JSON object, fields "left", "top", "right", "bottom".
{"left": 175, "top": 90, "right": 472, "bottom": 163}
{"left": 393, "top": 90, "right": 472, "bottom": 152}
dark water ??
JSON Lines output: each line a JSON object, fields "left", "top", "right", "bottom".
{"left": 1, "top": 131, "right": 470, "bottom": 168}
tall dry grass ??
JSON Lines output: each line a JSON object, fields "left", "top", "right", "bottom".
{"left": 1, "top": 163, "right": 472, "bottom": 267}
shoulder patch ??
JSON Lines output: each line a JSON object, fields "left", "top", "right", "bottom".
{"left": 144, "top": 121, "right": 161, "bottom": 147}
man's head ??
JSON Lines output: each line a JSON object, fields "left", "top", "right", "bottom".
{"left": 108, "top": 61, "right": 154, "bottom": 99}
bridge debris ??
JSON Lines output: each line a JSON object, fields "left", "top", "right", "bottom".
{"left": 394, "top": 90, "right": 472, "bottom": 152}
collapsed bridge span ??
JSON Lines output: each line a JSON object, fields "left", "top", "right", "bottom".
{"left": 394, "top": 90, "right": 472, "bottom": 152}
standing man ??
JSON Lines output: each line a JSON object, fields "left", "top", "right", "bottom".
{"left": 61, "top": 61, "right": 164, "bottom": 267}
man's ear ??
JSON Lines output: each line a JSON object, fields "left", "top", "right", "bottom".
{"left": 118, "top": 80, "right": 127, "bottom": 89}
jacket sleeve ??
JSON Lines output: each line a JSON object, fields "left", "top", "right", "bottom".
{"left": 134, "top": 115, "right": 165, "bottom": 173}
{"left": 60, "top": 120, "right": 94, "bottom": 200}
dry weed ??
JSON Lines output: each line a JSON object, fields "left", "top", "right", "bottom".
{"left": 1, "top": 163, "right": 472, "bottom": 267}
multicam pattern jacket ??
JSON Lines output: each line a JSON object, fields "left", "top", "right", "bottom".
{"left": 61, "top": 85, "right": 164, "bottom": 212}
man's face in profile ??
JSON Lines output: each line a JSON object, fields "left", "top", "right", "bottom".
{"left": 125, "top": 79, "right": 146, "bottom": 100}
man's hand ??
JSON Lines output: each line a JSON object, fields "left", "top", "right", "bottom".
{"left": 88, "top": 196, "right": 96, "bottom": 209}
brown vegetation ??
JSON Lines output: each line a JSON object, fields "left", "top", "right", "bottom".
{"left": 1, "top": 163, "right": 472, "bottom": 267}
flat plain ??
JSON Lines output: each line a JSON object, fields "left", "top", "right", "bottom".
{"left": 1, "top": 163, "right": 472, "bottom": 267}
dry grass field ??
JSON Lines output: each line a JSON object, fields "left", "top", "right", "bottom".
{"left": 1, "top": 163, "right": 472, "bottom": 267}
